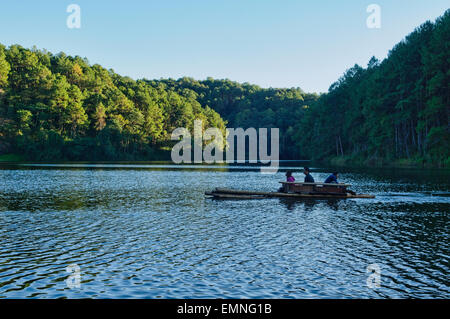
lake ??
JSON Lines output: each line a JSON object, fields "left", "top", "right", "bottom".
{"left": 0, "top": 162, "right": 448, "bottom": 298}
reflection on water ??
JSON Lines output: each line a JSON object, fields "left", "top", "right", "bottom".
{"left": 0, "top": 162, "right": 448, "bottom": 298}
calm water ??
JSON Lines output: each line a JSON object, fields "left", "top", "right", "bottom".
{"left": 0, "top": 162, "right": 448, "bottom": 298}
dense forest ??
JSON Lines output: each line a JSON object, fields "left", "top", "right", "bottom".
{"left": 296, "top": 10, "right": 449, "bottom": 167}
{"left": 0, "top": 45, "right": 227, "bottom": 161}
{"left": 0, "top": 10, "right": 448, "bottom": 166}
{"left": 0, "top": 43, "right": 315, "bottom": 161}
{"left": 147, "top": 78, "right": 318, "bottom": 159}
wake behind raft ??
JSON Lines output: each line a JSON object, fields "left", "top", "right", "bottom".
{"left": 205, "top": 182, "right": 375, "bottom": 200}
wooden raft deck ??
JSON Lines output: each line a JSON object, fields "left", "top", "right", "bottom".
{"left": 205, "top": 188, "right": 375, "bottom": 200}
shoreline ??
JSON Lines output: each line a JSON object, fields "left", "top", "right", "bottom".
{"left": 1, "top": 153, "right": 449, "bottom": 170}
{"left": 321, "top": 156, "right": 450, "bottom": 170}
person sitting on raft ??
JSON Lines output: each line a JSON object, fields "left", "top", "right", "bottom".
{"left": 324, "top": 172, "right": 339, "bottom": 183}
{"left": 324, "top": 172, "right": 356, "bottom": 195}
{"left": 278, "top": 171, "right": 295, "bottom": 193}
{"left": 286, "top": 171, "right": 295, "bottom": 182}
{"left": 303, "top": 167, "right": 315, "bottom": 183}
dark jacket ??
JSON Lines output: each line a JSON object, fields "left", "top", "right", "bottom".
{"left": 324, "top": 174, "right": 338, "bottom": 183}
{"left": 304, "top": 173, "right": 315, "bottom": 183}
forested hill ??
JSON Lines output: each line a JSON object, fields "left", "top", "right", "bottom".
{"left": 295, "top": 10, "right": 449, "bottom": 167}
{"left": 0, "top": 43, "right": 316, "bottom": 161}
{"left": 0, "top": 9, "right": 449, "bottom": 166}
{"left": 145, "top": 78, "right": 318, "bottom": 159}
{"left": 0, "top": 45, "right": 228, "bottom": 160}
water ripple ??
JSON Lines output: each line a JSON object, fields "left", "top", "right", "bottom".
{"left": 0, "top": 165, "right": 449, "bottom": 298}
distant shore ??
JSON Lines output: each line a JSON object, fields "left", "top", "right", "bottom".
{"left": 324, "top": 156, "right": 450, "bottom": 169}
{"left": 1, "top": 153, "right": 449, "bottom": 169}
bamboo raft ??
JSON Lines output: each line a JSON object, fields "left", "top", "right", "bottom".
{"left": 205, "top": 185, "right": 376, "bottom": 200}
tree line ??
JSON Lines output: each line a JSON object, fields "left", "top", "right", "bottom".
{"left": 0, "top": 10, "right": 448, "bottom": 166}
{"left": 295, "top": 10, "right": 449, "bottom": 167}
{"left": 0, "top": 45, "right": 226, "bottom": 160}
{"left": 0, "top": 43, "right": 316, "bottom": 161}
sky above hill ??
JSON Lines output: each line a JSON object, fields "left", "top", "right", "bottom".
{"left": 1, "top": 0, "right": 448, "bottom": 92}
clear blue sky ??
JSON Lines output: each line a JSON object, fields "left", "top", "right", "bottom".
{"left": 0, "top": 0, "right": 448, "bottom": 92}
